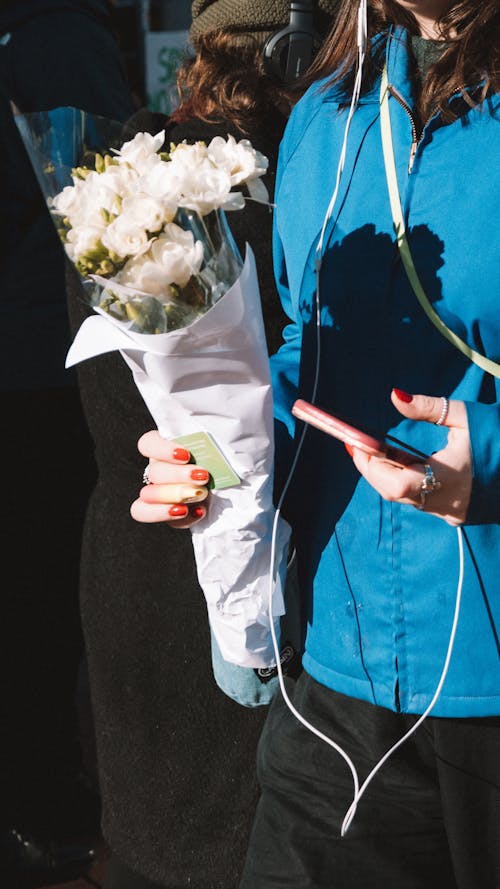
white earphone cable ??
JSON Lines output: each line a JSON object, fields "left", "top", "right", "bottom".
{"left": 266, "top": 0, "right": 464, "bottom": 835}
{"left": 340, "top": 525, "right": 465, "bottom": 834}
{"left": 266, "top": 0, "right": 368, "bottom": 819}
{"left": 316, "top": 0, "right": 367, "bottom": 260}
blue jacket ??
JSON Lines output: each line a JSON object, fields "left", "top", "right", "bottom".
{"left": 271, "top": 27, "right": 500, "bottom": 717}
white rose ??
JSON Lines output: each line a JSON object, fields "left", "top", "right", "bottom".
{"left": 118, "top": 254, "right": 176, "bottom": 301}
{"left": 101, "top": 215, "right": 150, "bottom": 258}
{"left": 65, "top": 224, "right": 105, "bottom": 261}
{"left": 59, "top": 172, "right": 121, "bottom": 229}
{"left": 83, "top": 170, "right": 121, "bottom": 211}
{"left": 169, "top": 140, "right": 209, "bottom": 172}
{"left": 121, "top": 194, "right": 167, "bottom": 233}
{"left": 99, "top": 163, "right": 139, "bottom": 198}
{"left": 134, "top": 161, "right": 180, "bottom": 220}
{"left": 117, "top": 225, "right": 203, "bottom": 295}
{"left": 207, "top": 135, "right": 268, "bottom": 186}
{"left": 51, "top": 179, "right": 85, "bottom": 218}
{"left": 177, "top": 160, "right": 233, "bottom": 215}
{"left": 53, "top": 171, "right": 124, "bottom": 229}
{"left": 150, "top": 224, "right": 204, "bottom": 288}
{"left": 115, "top": 130, "right": 165, "bottom": 174}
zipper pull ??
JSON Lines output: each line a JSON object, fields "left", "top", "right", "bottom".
{"left": 408, "top": 140, "right": 417, "bottom": 174}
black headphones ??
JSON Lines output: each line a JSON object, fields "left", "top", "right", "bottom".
{"left": 263, "top": 1, "right": 320, "bottom": 84}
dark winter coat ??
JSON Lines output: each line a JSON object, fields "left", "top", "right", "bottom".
{"left": 66, "top": 108, "right": 287, "bottom": 886}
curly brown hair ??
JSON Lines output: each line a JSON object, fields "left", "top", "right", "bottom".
{"left": 170, "top": 31, "right": 288, "bottom": 133}
{"left": 297, "top": 0, "right": 500, "bottom": 123}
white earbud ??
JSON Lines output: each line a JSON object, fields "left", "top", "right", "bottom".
{"left": 315, "top": 0, "right": 369, "bottom": 262}
{"left": 357, "top": 0, "right": 368, "bottom": 55}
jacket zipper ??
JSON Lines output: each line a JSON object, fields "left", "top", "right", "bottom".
{"left": 388, "top": 83, "right": 467, "bottom": 174}
{"left": 387, "top": 84, "right": 419, "bottom": 173}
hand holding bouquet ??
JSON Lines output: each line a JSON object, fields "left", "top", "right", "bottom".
{"left": 16, "top": 108, "right": 290, "bottom": 669}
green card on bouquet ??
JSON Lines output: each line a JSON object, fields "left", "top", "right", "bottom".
{"left": 173, "top": 431, "right": 241, "bottom": 490}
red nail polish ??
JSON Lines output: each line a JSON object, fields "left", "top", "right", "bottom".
{"left": 172, "top": 447, "right": 190, "bottom": 462}
{"left": 393, "top": 388, "right": 413, "bottom": 403}
{"left": 190, "top": 469, "right": 209, "bottom": 482}
{"left": 191, "top": 506, "right": 206, "bottom": 519}
{"left": 169, "top": 504, "right": 189, "bottom": 518}
{"left": 344, "top": 442, "right": 354, "bottom": 458}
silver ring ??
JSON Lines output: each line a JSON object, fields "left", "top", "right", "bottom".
{"left": 417, "top": 463, "right": 441, "bottom": 509}
{"left": 142, "top": 465, "right": 151, "bottom": 485}
{"left": 434, "top": 397, "right": 449, "bottom": 426}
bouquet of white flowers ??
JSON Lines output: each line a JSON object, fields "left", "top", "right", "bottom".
{"left": 17, "top": 108, "right": 290, "bottom": 669}
{"left": 50, "top": 123, "right": 269, "bottom": 332}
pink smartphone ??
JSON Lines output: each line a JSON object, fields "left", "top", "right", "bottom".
{"left": 291, "top": 399, "right": 425, "bottom": 465}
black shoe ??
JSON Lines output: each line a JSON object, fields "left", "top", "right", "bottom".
{"left": 0, "top": 827, "right": 95, "bottom": 888}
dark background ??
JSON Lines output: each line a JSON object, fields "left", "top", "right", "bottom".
{"left": 110, "top": 0, "right": 192, "bottom": 105}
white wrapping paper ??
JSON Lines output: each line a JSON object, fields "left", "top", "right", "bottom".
{"left": 67, "top": 247, "right": 290, "bottom": 667}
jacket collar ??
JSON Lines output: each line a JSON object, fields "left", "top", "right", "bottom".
{"left": 310, "top": 27, "right": 411, "bottom": 109}
{"left": 312, "top": 24, "right": 498, "bottom": 116}
{"left": 385, "top": 26, "right": 415, "bottom": 109}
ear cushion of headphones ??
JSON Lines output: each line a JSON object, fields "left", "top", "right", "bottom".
{"left": 263, "top": 26, "right": 321, "bottom": 82}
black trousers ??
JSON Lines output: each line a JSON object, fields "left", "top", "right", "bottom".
{"left": 105, "top": 855, "right": 166, "bottom": 889}
{"left": 240, "top": 672, "right": 500, "bottom": 889}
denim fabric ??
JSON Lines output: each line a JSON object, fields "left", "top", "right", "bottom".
{"left": 211, "top": 555, "right": 303, "bottom": 706}
{"left": 211, "top": 630, "right": 279, "bottom": 707}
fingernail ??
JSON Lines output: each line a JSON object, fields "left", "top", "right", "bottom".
{"left": 393, "top": 388, "right": 413, "bottom": 403}
{"left": 190, "top": 468, "right": 209, "bottom": 482}
{"left": 165, "top": 484, "right": 207, "bottom": 504}
{"left": 191, "top": 506, "right": 206, "bottom": 519}
{"left": 172, "top": 447, "right": 190, "bottom": 462}
{"left": 344, "top": 442, "right": 354, "bottom": 458}
{"left": 169, "top": 504, "right": 189, "bottom": 518}
{"left": 180, "top": 486, "right": 206, "bottom": 503}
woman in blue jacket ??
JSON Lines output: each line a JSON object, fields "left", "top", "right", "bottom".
{"left": 135, "top": 0, "right": 499, "bottom": 886}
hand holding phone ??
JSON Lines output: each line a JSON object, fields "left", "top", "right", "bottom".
{"left": 291, "top": 399, "right": 426, "bottom": 466}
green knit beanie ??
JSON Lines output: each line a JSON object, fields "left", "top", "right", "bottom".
{"left": 190, "top": 0, "right": 339, "bottom": 48}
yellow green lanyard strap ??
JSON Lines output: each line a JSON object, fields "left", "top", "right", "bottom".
{"left": 379, "top": 63, "right": 500, "bottom": 379}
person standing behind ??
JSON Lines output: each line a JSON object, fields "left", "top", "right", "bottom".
{"left": 0, "top": 2, "right": 135, "bottom": 886}
{"left": 133, "top": 2, "right": 500, "bottom": 888}
{"left": 65, "top": 3, "right": 340, "bottom": 888}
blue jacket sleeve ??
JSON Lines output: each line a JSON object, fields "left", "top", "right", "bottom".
{"left": 269, "top": 138, "right": 304, "bottom": 499}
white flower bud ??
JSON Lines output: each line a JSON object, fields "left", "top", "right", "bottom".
{"left": 115, "top": 130, "right": 165, "bottom": 174}
{"left": 101, "top": 215, "right": 150, "bottom": 259}
{"left": 121, "top": 194, "right": 167, "bottom": 233}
